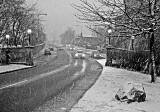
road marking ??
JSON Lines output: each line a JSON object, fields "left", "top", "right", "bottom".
{"left": 60, "top": 107, "right": 67, "bottom": 110}
{"left": 73, "top": 60, "right": 87, "bottom": 77}
{"left": 74, "top": 60, "right": 78, "bottom": 66}
{"left": 0, "top": 52, "right": 86, "bottom": 90}
{"left": 80, "top": 60, "right": 87, "bottom": 73}
{"left": 0, "top": 64, "right": 70, "bottom": 90}
{"left": 0, "top": 80, "right": 28, "bottom": 90}
{"left": 73, "top": 72, "right": 80, "bottom": 76}
{"left": 0, "top": 50, "right": 73, "bottom": 90}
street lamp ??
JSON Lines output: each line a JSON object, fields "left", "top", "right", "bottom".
{"left": 131, "top": 36, "right": 135, "bottom": 50}
{"left": 6, "top": 34, "right": 10, "bottom": 39}
{"left": 108, "top": 29, "right": 112, "bottom": 34}
{"left": 26, "top": 29, "right": 34, "bottom": 65}
{"left": 5, "top": 34, "right": 10, "bottom": 64}
{"left": 27, "top": 29, "right": 32, "bottom": 46}
{"left": 27, "top": 29, "right": 32, "bottom": 34}
{"left": 108, "top": 29, "right": 112, "bottom": 45}
{"left": 105, "top": 28, "right": 113, "bottom": 66}
{"left": 6, "top": 34, "right": 10, "bottom": 47}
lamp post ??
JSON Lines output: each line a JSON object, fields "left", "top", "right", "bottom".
{"left": 26, "top": 29, "right": 34, "bottom": 65}
{"left": 105, "top": 28, "right": 113, "bottom": 66}
{"left": 5, "top": 34, "right": 10, "bottom": 64}
{"left": 131, "top": 36, "right": 135, "bottom": 50}
{"left": 6, "top": 34, "right": 10, "bottom": 47}
{"left": 108, "top": 29, "right": 112, "bottom": 45}
{"left": 27, "top": 29, "right": 32, "bottom": 46}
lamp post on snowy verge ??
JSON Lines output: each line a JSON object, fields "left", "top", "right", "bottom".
{"left": 108, "top": 28, "right": 112, "bottom": 45}
{"left": 5, "top": 34, "right": 10, "bottom": 64}
{"left": 27, "top": 29, "right": 32, "bottom": 46}
{"left": 105, "top": 28, "right": 113, "bottom": 66}
{"left": 6, "top": 34, "right": 10, "bottom": 47}
{"left": 26, "top": 29, "right": 34, "bottom": 66}
{"left": 131, "top": 36, "right": 135, "bottom": 50}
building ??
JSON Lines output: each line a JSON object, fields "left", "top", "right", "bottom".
{"left": 74, "top": 33, "right": 103, "bottom": 49}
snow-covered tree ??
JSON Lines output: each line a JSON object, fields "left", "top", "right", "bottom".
{"left": 73, "top": 0, "right": 160, "bottom": 82}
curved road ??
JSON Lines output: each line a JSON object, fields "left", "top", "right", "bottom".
{"left": 0, "top": 50, "right": 89, "bottom": 112}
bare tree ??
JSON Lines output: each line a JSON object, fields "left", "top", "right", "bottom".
{"left": 0, "top": 0, "right": 46, "bottom": 47}
{"left": 60, "top": 27, "right": 76, "bottom": 45}
{"left": 73, "top": 0, "right": 160, "bottom": 82}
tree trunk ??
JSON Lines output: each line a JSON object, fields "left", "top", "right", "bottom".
{"left": 149, "top": 31, "right": 156, "bottom": 82}
{"left": 143, "top": 59, "right": 149, "bottom": 73}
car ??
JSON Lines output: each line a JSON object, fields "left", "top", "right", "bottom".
{"left": 91, "top": 51, "right": 104, "bottom": 59}
{"left": 69, "top": 47, "right": 74, "bottom": 51}
{"left": 49, "top": 47, "right": 54, "bottom": 51}
{"left": 44, "top": 49, "right": 51, "bottom": 55}
{"left": 86, "top": 44, "right": 97, "bottom": 50}
{"left": 73, "top": 50, "right": 86, "bottom": 59}
{"left": 56, "top": 46, "right": 63, "bottom": 51}
{"left": 58, "top": 48, "right": 63, "bottom": 50}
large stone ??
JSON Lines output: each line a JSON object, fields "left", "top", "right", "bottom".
{"left": 115, "top": 81, "right": 146, "bottom": 103}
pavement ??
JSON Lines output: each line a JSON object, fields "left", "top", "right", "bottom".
{"left": 70, "top": 59, "right": 160, "bottom": 112}
{"left": 0, "top": 64, "right": 32, "bottom": 74}
{"left": 0, "top": 49, "right": 52, "bottom": 74}
{"left": 0, "top": 49, "right": 44, "bottom": 74}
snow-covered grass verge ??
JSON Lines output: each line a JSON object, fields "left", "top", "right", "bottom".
{"left": 71, "top": 59, "right": 160, "bottom": 112}
{"left": 0, "top": 64, "right": 32, "bottom": 74}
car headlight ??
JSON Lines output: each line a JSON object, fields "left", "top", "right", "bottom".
{"left": 75, "top": 54, "right": 78, "bottom": 57}
{"left": 82, "top": 54, "right": 85, "bottom": 57}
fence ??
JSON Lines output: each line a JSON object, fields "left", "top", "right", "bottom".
{"left": 106, "top": 46, "right": 150, "bottom": 71}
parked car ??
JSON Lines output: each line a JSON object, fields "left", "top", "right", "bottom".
{"left": 44, "top": 49, "right": 51, "bottom": 55}
{"left": 73, "top": 50, "right": 86, "bottom": 59}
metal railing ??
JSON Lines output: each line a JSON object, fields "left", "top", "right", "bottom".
{"left": 105, "top": 46, "right": 149, "bottom": 71}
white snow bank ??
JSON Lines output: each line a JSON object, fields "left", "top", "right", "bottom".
{"left": 71, "top": 59, "right": 160, "bottom": 112}
{"left": 0, "top": 64, "right": 32, "bottom": 73}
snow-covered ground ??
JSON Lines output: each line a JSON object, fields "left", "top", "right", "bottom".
{"left": 71, "top": 59, "right": 160, "bottom": 112}
{"left": 0, "top": 64, "right": 32, "bottom": 73}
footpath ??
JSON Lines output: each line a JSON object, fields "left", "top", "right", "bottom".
{"left": 70, "top": 59, "right": 160, "bottom": 112}
{"left": 0, "top": 64, "right": 32, "bottom": 74}
{"left": 0, "top": 52, "right": 43, "bottom": 74}
{"left": 0, "top": 49, "right": 48, "bottom": 74}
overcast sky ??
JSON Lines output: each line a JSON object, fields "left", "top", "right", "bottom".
{"left": 27, "top": 0, "right": 90, "bottom": 41}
